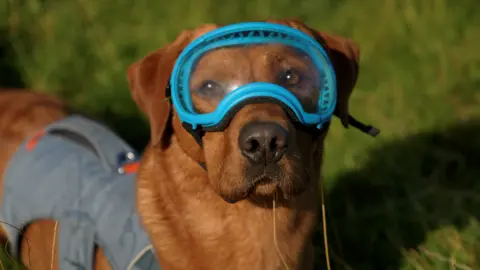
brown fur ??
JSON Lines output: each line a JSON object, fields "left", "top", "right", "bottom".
{"left": 0, "top": 19, "right": 359, "bottom": 270}
{"left": 128, "top": 19, "right": 360, "bottom": 270}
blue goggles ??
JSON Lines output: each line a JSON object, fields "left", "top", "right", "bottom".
{"left": 170, "top": 22, "right": 379, "bottom": 138}
{"left": 170, "top": 22, "right": 337, "bottom": 131}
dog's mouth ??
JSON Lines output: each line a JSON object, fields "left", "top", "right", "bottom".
{"left": 244, "top": 168, "right": 300, "bottom": 202}
{"left": 223, "top": 172, "right": 283, "bottom": 204}
{"left": 248, "top": 174, "right": 280, "bottom": 193}
{"left": 224, "top": 174, "right": 306, "bottom": 205}
{"left": 222, "top": 161, "right": 309, "bottom": 204}
{"left": 244, "top": 173, "right": 306, "bottom": 206}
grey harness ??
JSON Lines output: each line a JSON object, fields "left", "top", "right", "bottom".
{"left": 1, "top": 115, "right": 160, "bottom": 270}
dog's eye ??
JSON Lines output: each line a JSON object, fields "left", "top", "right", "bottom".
{"left": 196, "top": 80, "right": 224, "bottom": 96}
{"left": 278, "top": 69, "right": 302, "bottom": 87}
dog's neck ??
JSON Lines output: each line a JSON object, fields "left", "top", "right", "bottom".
{"left": 136, "top": 136, "right": 319, "bottom": 270}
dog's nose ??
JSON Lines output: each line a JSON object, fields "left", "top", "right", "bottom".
{"left": 238, "top": 121, "right": 288, "bottom": 165}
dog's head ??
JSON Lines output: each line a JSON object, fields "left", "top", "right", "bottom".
{"left": 127, "top": 19, "right": 360, "bottom": 204}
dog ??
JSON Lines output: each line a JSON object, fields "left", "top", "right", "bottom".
{"left": 126, "top": 19, "right": 376, "bottom": 270}
{"left": 0, "top": 19, "right": 377, "bottom": 270}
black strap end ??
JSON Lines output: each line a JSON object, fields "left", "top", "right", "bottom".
{"left": 365, "top": 125, "right": 380, "bottom": 137}
{"left": 347, "top": 115, "right": 380, "bottom": 137}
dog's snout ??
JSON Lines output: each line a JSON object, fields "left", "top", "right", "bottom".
{"left": 238, "top": 121, "right": 288, "bottom": 165}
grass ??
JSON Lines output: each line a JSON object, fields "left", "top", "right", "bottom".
{"left": 1, "top": 0, "right": 480, "bottom": 269}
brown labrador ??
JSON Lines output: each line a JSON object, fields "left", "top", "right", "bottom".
{"left": 127, "top": 19, "right": 359, "bottom": 270}
{"left": 0, "top": 19, "right": 360, "bottom": 270}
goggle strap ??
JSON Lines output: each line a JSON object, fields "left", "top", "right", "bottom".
{"left": 181, "top": 122, "right": 206, "bottom": 147}
{"left": 181, "top": 122, "right": 208, "bottom": 170}
{"left": 347, "top": 115, "right": 380, "bottom": 137}
{"left": 180, "top": 116, "right": 379, "bottom": 171}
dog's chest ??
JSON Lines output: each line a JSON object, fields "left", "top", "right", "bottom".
{"left": 146, "top": 196, "right": 304, "bottom": 270}
{"left": 0, "top": 115, "right": 160, "bottom": 270}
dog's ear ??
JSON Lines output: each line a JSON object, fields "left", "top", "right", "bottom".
{"left": 127, "top": 25, "right": 220, "bottom": 148}
{"left": 127, "top": 31, "right": 193, "bottom": 147}
{"left": 314, "top": 30, "right": 360, "bottom": 128}
{"left": 270, "top": 19, "right": 360, "bottom": 127}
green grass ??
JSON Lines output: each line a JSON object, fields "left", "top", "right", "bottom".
{"left": 1, "top": 0, "right": 480, "bottom": 269}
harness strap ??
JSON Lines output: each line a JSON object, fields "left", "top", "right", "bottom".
{"left": 46, "top": 115, "right": 140, "bottom": 172}
{"left": 128, "top": 245, "right": 160, "bottom": 270}
{"left": 44, "top": 115, "right": 140, "bottom": 269}
{"left": 58, "top": 217, "right": 96, "bottom": 270}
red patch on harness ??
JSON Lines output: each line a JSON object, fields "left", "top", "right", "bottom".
{"left": 122, "top": 161, "right": 140, "bottom": 174}
{"left": 26, "top": 130, "right": 46, "bottom": 152}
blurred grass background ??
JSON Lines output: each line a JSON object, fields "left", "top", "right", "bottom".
{"left": 1, "top": 0, "right": 479, "bottom": 269}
